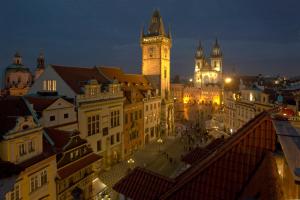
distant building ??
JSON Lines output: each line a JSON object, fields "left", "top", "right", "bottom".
{"left": 4, "top": 52, "right": 32, "bottom": 96}
{"left": 193, "top": 40, "right": 223, "bottom": 105}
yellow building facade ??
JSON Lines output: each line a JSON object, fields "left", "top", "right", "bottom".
{"left": 0, "top": 97, "right": 56, "bottom": 200}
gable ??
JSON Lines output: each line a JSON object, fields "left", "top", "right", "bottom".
{"left": 45, "top": 98, "right": 74, "bottom": 111}
{"left": 28, "top": 65, "right": 76, "bottom": 98}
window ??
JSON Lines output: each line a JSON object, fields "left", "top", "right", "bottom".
{"left": 134, "top": 111, "right": 138, "bottom": 120}
{"left": 151, "top": 127, "right": 155, "bottom": 137}
{"left": 139, "top": 110, "right": 142, "bottom": 119}
{"left": 87, "top": 115, "right": 100, "bottom": 136}
{"left": 43, "top": 80, "right": 56, "bottom": 92}
{"left": 164, "top": 69, "right": 167, "bottom": 79}
{"left": 50, "top": 115, "right": 55, "bottom": 121}
{"left": 111, "top": 110, "right": 120, "bottom": 128}
{"left": 10, "top": 184, "right": 20, "bottom": 200}
{"left": 41, "top": 170, "right": 47, "bottom": 185}
{"left": 146, "top": 105, "right": 148, "bottom": 111}
{"left": 103, "top": 127, "right": 109, "bottom": 136}
{"left": 125, "top": 113, "right": 128, "bottom": 124}
{"left": 116, "top": 133, "right": 120, "bottom": 142}
{"left": 111, "top": 135, "right": 114, "bottom": 145}
{"left": 130, "top": 113, "right": 133, "bottom": 121}
{"left": 97, "top": 140, "right": 102, "bottom": 151}
{"left": 154, "top": 103, "right": 156, "bottom": 109}
{"left": 150, "top": 104, "right": 153, "bottom": 110}
{"left": 19, "top": 143, "right": 26, "bottom": 156}
{"left": 28, "top": 140, "right": 35, "bottom": 153}
{"left": 148, "top": 47, "right": 154, "bottom": 58}
{"left": 64, "top": 113, "right": 69, "bottom": 119}
{"left": 30, "top": 175, "right": 39, "bottom": 193}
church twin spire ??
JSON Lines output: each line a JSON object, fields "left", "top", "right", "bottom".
{"left": 195, "top": 39, "right": 222, "bottom": 59}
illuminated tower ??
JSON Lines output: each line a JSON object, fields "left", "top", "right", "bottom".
{"left": 210, "top": 38, "right": 222, "bottom": 72}
{"left": 194, "top": 41, "right": 205, "bottom": 88}
{"left": 140, "top": 9, "right": 172, "bottom": 99}
{"left": 141, "top": 10, "right": 174, "bottom": 136}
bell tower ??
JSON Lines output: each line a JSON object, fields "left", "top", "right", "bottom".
{"left": 194, "top": 41, "right": 205, "bottom": 88}
{"left": 210, "top": 38, "right": 222, "bottom": 72}
{"left": 141, "top": 10, "right": 174, "bottom": 137}
{"left": 140, "top": 9, "right": 172, "bottom": 100}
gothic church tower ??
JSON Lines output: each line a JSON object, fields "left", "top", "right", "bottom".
{"left": 141, "top": 10, "right": 174, "bottom": 136}
{"left": 140, "top": 10, "right": 172, "bottom": 100}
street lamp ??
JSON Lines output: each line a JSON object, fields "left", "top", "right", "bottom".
{"left": 127, "top": 158, "right": 135, "bottom": 170}
{"left": 157, "top": 138, "right": 163, "bottom": 152}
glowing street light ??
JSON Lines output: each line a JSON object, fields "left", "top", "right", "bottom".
{"left": 157, "top": 138, "right": 163, "bottom": 152}
{"left": 189, "top": 78, "right": 193, "bottom": 82}
{"left": 224, "top": 77, "right": 232, "bottom": 84}
{"left": 127, "top": 158, "right": 135, "bottom": 170}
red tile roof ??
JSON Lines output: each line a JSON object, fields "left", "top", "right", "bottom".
{"left": 26, "top": 96, "right": 58, "bottom": 112}
{"left": 114, "top": 112, "right": 278, "bottom": 200}
{"left": 52, "top": 65, "right": 109, "bottom": 94}
{"left": 0, "top": 96, "right": 31, "bottom": 137}
{"left": 44, "top": 128, "right": 72, "bottom": 150}
{"left": 113, "top": 167, "right": 174, "bottom": 200}
{"left": 57, "top": 153, "right": 102, "bottom": 179}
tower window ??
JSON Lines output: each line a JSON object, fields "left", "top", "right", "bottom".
{"left": 164, "top": 69, "right": 167, "bottom": 79}
{"left": 148, "top": 47, "right": 154, "bottom": 58}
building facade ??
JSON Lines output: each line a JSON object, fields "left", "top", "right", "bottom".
{"left": 0, "top": 97, "right": 57, "bottom": 200}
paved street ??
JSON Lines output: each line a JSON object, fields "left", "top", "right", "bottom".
{"left": 99, "top": 136, "right": 186, "bottom": 200}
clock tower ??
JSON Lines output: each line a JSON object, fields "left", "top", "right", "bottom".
{"left": 140, "top": 9, "right": 172, "bottom": 99}
{"left": 141, "top": 10, "right": 174, "bottom": 136}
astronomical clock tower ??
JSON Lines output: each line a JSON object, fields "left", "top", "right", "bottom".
{"left": 140, "top": 10, "right": 174, "bottom": 136}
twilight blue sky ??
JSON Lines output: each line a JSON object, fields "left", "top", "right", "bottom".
{"left": 1, "top": 0, "right": 300, "bottom": 79}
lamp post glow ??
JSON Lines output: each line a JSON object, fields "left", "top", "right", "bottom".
{"left": 157, "top": 138, "right": 163, "bottom": 152}
{"left": 127, "top": 158, "right": 135, "bottom": 170}
{"left": 224, "top": 77, "right": 232, "bottom": 84}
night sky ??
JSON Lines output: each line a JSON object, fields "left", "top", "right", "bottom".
{"left": 1, "top": 0, "right": 300, "bottom": 79}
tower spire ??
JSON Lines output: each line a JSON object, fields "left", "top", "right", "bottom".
{"left": 37, "top": 49, "right": 45, "bottom": 69}
{"left": 195, "top": 40, "right": 204, "bottom": 59}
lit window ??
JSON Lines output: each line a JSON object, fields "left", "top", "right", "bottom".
{"left": 111, "top": 110, "right": 120, "bottom": 128}
{"left": 43, "top": 80, "right": 56, "bottom": 92}
{"left": 87, "top": 115, "right": 100, "bottom": 136}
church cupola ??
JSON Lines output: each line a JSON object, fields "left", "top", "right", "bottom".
{"left": 211, "top": 38, "right": 222, "bottom": 58}
{"left": 195, "top": 41, "right": 204, "bottom": 59}
{"left": 13, "top": 52, "right": 23, "bottom": 65}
